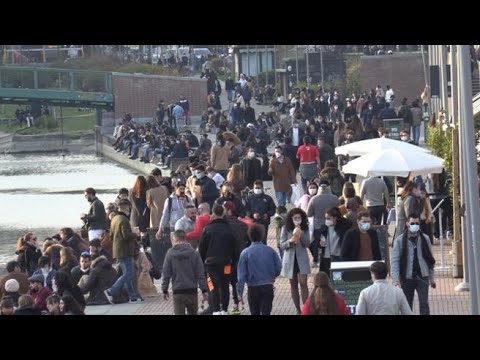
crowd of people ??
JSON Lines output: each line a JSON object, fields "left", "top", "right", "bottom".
{"left": 1, "top": 72, "right": 444, "bottom": 315}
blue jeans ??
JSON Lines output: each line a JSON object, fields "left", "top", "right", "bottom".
{"left": 275, "top": 191, "right": 287, "bottom": 206}
{"left": 411, "top": 125, "right": 421, "bottom": 145}
{"left": 108, "top": 256, "right": 138, "bottom": 301}
{"left": 227, "top": 90, "right": 234, "bottom": 102}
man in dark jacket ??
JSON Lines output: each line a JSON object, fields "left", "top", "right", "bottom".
{"left": 341, "top": 211, "right": 382, "bottom": 261}
{"left": 79, "top": 255, "right": 126, "bottom": 305}
{"left": 245, "top": 180, "right": 276, "bottom": 244}
{"left": 199, "top": 204, "right": 236, "bottom": 315}
{"left": 239, "top": 148, "right": 262, "bottom": 189}
{"left": 317, "top": 135, "right": 335, "bottom": 170}
{"left": 161, "top": 230, "right": 208, "bottom": 315}
{"left": 81, "top": 187, "right": 107, "bottom": 241}
{"left": 223, "top": 201, "right": 249, "bottom": 312}
{"left": 283, "top": 137, "right": 299, "bottom": 171}
{"left": 194, "top": 165, "right": 219, "bottom": 208}
{"left": 104, "top": 199, "right": 141, "bottom": 303}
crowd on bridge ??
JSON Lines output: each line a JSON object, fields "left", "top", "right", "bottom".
{"left": 0, "top": 71, "right": 449, "bottom": 315}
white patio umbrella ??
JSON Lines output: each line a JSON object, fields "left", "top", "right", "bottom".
{"left": 335, "top": 137, "right": 431, "bottom": 156}
{"left": 341, "top": 148, "right": 444, "bottom": 177}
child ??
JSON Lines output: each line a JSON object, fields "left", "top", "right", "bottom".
{"left": 272, "top": 206, "right": 288, "bottom": 260}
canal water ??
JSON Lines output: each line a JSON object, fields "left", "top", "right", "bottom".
{"left": 0, "top": 153, "right": 138, "bottom": 268}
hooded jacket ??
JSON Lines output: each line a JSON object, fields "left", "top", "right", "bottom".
{"left": 161, "top": 242, "right": 207, "bottom": 294}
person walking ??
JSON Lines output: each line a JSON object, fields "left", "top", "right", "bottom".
{"left": 391, "top": 213, "right": 436, "bottom": 315}
{"left": 237, "top": 224, "right": 282, "bottom": 315}
{"left": 280, "top": 208, "right": 311, "bottom": 314}
{"left": 356, "top": 261, "right": 413, "bottom": 315}
{"left": 161, "top": 230, "right": 208, "bottom": 315}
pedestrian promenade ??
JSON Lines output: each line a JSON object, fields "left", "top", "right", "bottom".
{"left": 86, "top": 80, "right": 471, "bottom": 315}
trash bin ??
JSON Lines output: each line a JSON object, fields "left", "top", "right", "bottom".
{"left": 330, "top": 261, "right": 380, "bottom": 315}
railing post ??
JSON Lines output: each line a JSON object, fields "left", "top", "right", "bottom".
{"left": 70, "top": 71, "right": 75, "bottom": 91}
{"left": 33, "top": 68, "right": 38, "bottom": 89}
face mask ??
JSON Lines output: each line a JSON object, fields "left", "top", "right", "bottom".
{"left": 208, "top": 173, "right": 214, "bottom": 178}
{"left": 325, "top": 219, "right": 334, "bottom": 227}
{"left": 196, "top": 172, "right": 205, "bottom": 179}
{"left": 308, "top": 188, "right": 317, "bottom": 195}
{"left": 248, "top": 152, "right": 255, "bottom": 159}
{"left": 293, "top": 124, "right": 298, "bottom": 128}
{"left": 42, "top": 266, "right": 50, "bottom": 272}
{"left": 368, "top": 107, "right": 373, "bottom": 110}
{"left": 293, "top": 219, "right": 302, "bottom": 226}
{"left": 408, "top": 224, "right": 420, "bottom": 233}
{"left": 275, "top": 151, "right": 282, "bottom": 158}
{"left": 334, "top": 106, "right": 338, "bottom": 110}
{"left": 359, "top": 222, "right": 370, "bottom": 231}
{"left": 401, "top": 136, "right": 408, "bottom": 141}
{"left": 253, "top": 188, "right": 263, "bottom": 195}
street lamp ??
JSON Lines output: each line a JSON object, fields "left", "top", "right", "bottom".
{"left": 287, "top": 65, "right": 293, "bottom": 94}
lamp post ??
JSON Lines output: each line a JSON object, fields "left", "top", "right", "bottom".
{"left": 287, "top": 65, "right": 293, "bottom": 95}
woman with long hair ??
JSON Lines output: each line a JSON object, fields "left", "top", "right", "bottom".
{"left": 60, "top": 295, "right": 85, "bottom": 315}
{"left": 15, "top": 233, "right": 42, "bottom": 276}
{"left": 226, "top": 164, "right": 245, "bottom": 196}
{"left": 318, "top": 207, "right": 353, "bottom": 274}
{"left": 296, "top": 182, "right": 318, "bottom": 212}
{"left": 53, "top": 270, "right": 86, "bottom": 310}
{"left": 301, "top": 272, "right": 349, "bottom": 315}
{"left": 280, "top": 208, "right": 311, "bottom": 314}
{"left": 130, "top": 175, "right": 150, "bottom": 233}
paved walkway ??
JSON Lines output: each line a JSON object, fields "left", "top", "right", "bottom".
{"left": 86, "top": 220, "right": 471, "bottom": 315}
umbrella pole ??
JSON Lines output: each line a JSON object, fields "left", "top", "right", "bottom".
{"left": 394, "top": 176, "right": 398, "bottom": 228}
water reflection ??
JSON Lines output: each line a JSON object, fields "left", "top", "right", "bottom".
{"left": 0, "top": 153, "right": 138, "bottom": 267}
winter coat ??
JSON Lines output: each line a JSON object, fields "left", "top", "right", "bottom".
{"left": 110, "top": 212, "right": 136, "bottom": 259}
{"left": 80, "top": 256, "right": 124, "bottom": 305}
{"left": 161, "top": 242, "right": 207, "bottom": 294}
{"left": 268, "top": 156, "right": 296, "bottom": 192}
{"left": 279, "top": 226, "right": 311, "bottom": 279}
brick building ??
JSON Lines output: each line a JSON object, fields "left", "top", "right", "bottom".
{"left": 112, "top": 72, "right": 207, "bottom": 120}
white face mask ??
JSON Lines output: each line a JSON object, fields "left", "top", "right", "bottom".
{"left": 325, "top": 219, "right": 334, "bottom": 227}
{"left": 248, "top": 152, "right": 255, "bottom": 159}
{"left": 308, "top": 188, "right": 317, "bottom": 195}
{"left": 401, "top": 136, "right": 408, "bottom": 141}
{"left": 275, "top": 151, "right": 282, "bottom": 158}
{"left": 253, "top": 188, "right": 263, "bottom": 195}
{"left": 196, "top": 171, "right": 205, "bottom": 179}
{"left": 408, "top": 224, "right": 420, "bottom": 233}
{"left": 293, "top": 219, "right": 302, "bottom": 226}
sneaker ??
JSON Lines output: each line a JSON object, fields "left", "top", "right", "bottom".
{"left": 229, "top": 308, "right": 241, "bottom": 315}
{"left": 220, "top": 311, "right": 229, "bottom": 315}
{"left": 212, "top": 311, "right": 223, "bottom": 315}
{"left": 104, "top": 289, "right": 114, "bottom": 305}
{"left": 161, "top": 166, "right": 169, "bottom": 170}
{"left": 129, "top": 297, "right": 145, "bottom": 303}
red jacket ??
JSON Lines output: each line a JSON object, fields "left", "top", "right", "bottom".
{"left": 238, "top": 217, "right": 253, "bottom": 228}
{"left": 186, "top": 214, "right": 211, "bottom": 241}
{"left": 29, "top": 286, "right": 52, "bottom": 312}
{"left": 301, "top": 293, "right": 350, "bottom": 315}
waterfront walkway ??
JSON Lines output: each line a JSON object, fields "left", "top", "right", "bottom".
{"left": 87, "top": 82, "right": 471, "bottom": 315}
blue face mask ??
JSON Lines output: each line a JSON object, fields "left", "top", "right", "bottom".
{"left": 408, "top": 224, "right": 420, "bottom": 233}
{"left": 359, "top": 222, "right": 370, "bottom": 231}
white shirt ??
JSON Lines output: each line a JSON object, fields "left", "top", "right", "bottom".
{"left": 386, "top": 89, "right": 395, "bottom": 103}
{"left": 292, "top": 128, "right": 300, "bottom": 146}
{"left": 356, "top": 279, "right": 413, "bottom": 315}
